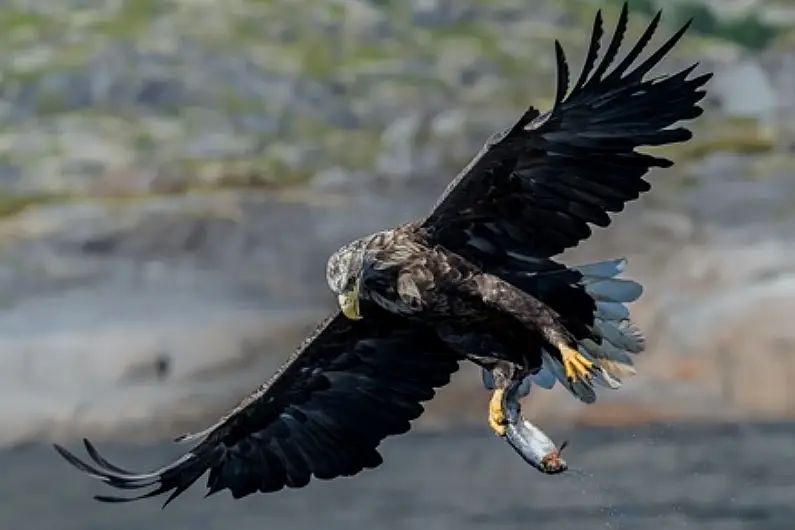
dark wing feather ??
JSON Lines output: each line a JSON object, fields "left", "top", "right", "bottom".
{"left": 421, "top": 3, "right": 711, "bottom": 272}
{"left": 53, "top": 310, "right": 460, "bottom": 506}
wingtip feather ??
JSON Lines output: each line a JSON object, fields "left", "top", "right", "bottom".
{"left": 572, "top": 9, "right": 604, "bottom": 92}
{"left": 553, "top": 40, "right": 570, "bottom": 106}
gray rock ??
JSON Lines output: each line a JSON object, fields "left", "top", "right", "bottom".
{"left": 0, "top": 0, "right": 743, "bottom": 195}
{"left": 0, "top": 278, "right": 320, "bottom": 445}
{"left": 376, "top": 113, "right": 424, "bottom": 179}
{"left": 0, "top": 185, "right": 445, "bottom": 445}
{"left": 0, "top": 0, "right": 792, "bottom": 445}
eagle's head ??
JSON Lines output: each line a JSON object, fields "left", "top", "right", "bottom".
{"left": 326, "top": 237, "right": 369, "bottom": 321}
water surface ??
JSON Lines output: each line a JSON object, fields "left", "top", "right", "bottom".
{"left": 5, "top": 422, "right": 793, "bottom": 530}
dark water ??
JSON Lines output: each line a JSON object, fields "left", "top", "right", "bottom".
{"left": 4, "top": 422, "right": 794, "bottom": 530}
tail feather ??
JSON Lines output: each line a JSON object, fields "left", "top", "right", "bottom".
{"left": 594, "top": 319, "right": 645, "bottom": 353}
{"left": 600, "top": 358, "right": 638, "bottom": 379}
{"left": 586, "top": 277, "right": 643, "bottom": 303}
{"left": 571, "top": 258, "right": 627, "bottom": 279}
{"left": 581, "top": 337, "right": 634, "bottom": 366}
{"left": 595, "top": 300, "right": 630, "bottom": 321}
{"left": 537, "top": 258, "right": 646, "bottom": 403}
{"left": 529, "top": 365, "right": 558, "bottom": 389}
{"left": 579, "top": 257, "right": 646, "bottom": 363}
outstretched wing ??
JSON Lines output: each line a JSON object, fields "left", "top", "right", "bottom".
{"left": 54, "top": 309, "right": 460, "bottom": 506}
{"left": 421, "top": 3, "right": 711, "bottom": 271}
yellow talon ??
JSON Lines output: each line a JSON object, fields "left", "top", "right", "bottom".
{"left": 488, "top": 388, "right": 507, "bottom": 437}
{"left": 559, "top": 344, "right": 594, "bottom": 382}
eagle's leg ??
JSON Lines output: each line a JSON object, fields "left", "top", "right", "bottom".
{"left": 481, "top": 367, "right": 531, "bottom": 397}
{"left": 483, "top": 362, "right": 525, "bottom": 438}
{"left": 555, "top": 341, "right": 596, "bottom": 383}
{"left": 488, "top": 388, "right": 508, "bottom": 436}
{"left": 473, "top": 274, "right": 598, "bottom": 387}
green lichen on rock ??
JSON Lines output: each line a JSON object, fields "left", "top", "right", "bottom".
{"left": 0, "top": 191, "right": 70, "bottom": 219}
{"left": 0, "top": 0, "right": 788, "bottom": 209}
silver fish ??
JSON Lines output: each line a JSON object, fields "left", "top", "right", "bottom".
{"left": 500, "top": 376, "right": 568, "bottom": 474}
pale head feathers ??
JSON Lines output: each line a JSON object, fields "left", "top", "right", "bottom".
{"left": 325, "top": 238, "right": 367, "bottom": 296}
{"left": 325, "top": 230, "right": 396, "bottom": 295}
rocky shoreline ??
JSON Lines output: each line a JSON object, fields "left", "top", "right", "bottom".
{"left": 0, "top": 1, "right": 792, "bottom": 447}
{"left": 9, "top": 150, "right": 795, "bottom": 449}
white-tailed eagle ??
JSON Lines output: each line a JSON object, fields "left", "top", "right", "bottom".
{"left": 54, "top": 3, "right": 710, "bottom": 506}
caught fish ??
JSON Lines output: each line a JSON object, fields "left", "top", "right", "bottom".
{"left": 504, "top": 419, "right": 568, "bottom": 474}
{"left": 500, "top": 376, "right": 569, "bottom": 474}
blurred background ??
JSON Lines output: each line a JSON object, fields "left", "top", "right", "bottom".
{"left": 0, "top": 0, "right": 794, "bottom": 528}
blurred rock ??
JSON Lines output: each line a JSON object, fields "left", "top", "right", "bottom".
{"left": 5, "top": 146, "right": 793, "bottom": 447}
{"left": 0, "top": 186, "right": 447, "bottom": 446}
{"left": 0, "top": 1, "right": 793, "bottom": 446}
{"left": 0, "top": 0, "right": 747, "bottom": 196}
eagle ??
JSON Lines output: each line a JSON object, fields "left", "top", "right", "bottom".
{"left": 54, "top": 3, "right": 710, "bottom": 506}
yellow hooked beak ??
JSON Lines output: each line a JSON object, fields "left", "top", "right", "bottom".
{"left": 337, "top": 279, "right": 362, "bottom": 320}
